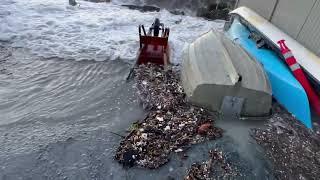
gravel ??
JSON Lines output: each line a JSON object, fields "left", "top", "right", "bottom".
{"left": 252, "top": 104, "right": 320, "bottom": 180}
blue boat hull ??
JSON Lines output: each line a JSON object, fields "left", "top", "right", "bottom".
{"left": 226, "top": 19, "right": 312, "bottom": 128}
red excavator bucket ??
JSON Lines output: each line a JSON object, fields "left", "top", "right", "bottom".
{"left": 126, "top": 19, "right": 171, "bottom": 80}
{"left": 137, "top": 19, "right": 170, "bottom": 66}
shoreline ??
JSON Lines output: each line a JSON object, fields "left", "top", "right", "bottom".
{"left": 114, "top": 62, "right": 320, "bottom": 179}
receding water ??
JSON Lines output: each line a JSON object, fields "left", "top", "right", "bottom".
{"left": 0, "top": 49, "right": 274, "bottom": 180}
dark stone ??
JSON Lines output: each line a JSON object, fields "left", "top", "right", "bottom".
{"left": 170, "top": 9, "right": 185, "bottom": 16}
{"left": 69, "top": 0, "right": 77, "bottom": 6}
{"left": 122, "top": 150, "right": 138, "bottom": 167}
{"left": 196, "top": 2, "right": 233, "bottom": 20}
{"left": 121, "top": 5, "right": 160, "bottom": 12}
{"left": 84, "top": 0, "right": 110, "bottom": 3}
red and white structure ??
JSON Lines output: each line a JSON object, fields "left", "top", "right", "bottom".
{"left": 278, "top": 39, "right": 320, "bottom": 116}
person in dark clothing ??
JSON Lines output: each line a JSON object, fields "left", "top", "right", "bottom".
{"left": 150, "top": 18, "right": 164, "bottom": 37}
{"left": 69, "top": 0, "right": 77, "bottom": 6}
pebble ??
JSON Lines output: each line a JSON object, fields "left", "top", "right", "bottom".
{"left": 174, "top": 148, "right": 183, "bottom": 153}
{"left": 164, "top": 126, "right": 170, "bottom": 131}
{"left": 156, "top": 116, "right": 164, "bottom": 122}
{"left": 252, "top": 104, "right": 320, "bottom": 180}
{"left": 141, "top": 133, "right": 148, "bottom": 139}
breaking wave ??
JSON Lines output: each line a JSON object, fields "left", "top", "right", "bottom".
{"left": 0, "top": 0, "right": 224, "bottom": 63}
{"left": 111, "top": 0, "right": 209, "bottom": 14}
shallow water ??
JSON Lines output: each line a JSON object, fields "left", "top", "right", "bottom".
{"left": 0, "top": 47, "right": 274, "bottom": 179}
{"left": 0, "top": 0, "right": 274, "bottom": 179}
{"left": 0, "top": 47, "right": 145, "bottom": 178}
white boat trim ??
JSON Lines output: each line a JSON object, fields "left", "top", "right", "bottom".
{"left": 230, "top": 6, "right": 320, "bottom": 83}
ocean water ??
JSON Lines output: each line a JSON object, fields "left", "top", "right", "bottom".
{"left": 0, "top": 0, "right": 224, "bottom": 63}
{"left": 0, "top": 0, "right": 273, "bottom": 179}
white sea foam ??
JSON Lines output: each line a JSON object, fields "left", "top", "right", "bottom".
{"left": 0, "top": 0, "right": 224, "bottom": 63}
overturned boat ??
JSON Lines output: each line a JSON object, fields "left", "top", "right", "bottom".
{"left": 181, "top": 30, "right": 272, "bottom": 118}
{"left": 225, "top": 7, "right": 320, "bottom": 128}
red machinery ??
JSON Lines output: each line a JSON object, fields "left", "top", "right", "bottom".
{"left": 137, "top": 18, "right": 170, "bottom": 65}
{"left": 127, "top": 19, "right": 170, "bottom": 80}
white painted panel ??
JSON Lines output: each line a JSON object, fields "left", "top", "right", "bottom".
{"left": 231, "top": 7, "right": 320, "bottom": 83}
{"left": 298, "top": 0, "right": 320, "bottom": 56}
{"left": 271, "top": 0, "right": 316, "bottom": 39}
{"left": 237, "top": 0, "right": 277, "bottom": 19}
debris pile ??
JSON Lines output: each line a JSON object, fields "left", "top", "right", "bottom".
{"left": 185, "top": 149, "right": 239, "bottom": 179}
{"left": 115, "top": 64, "right": 223, "bottom": 169}
{"left": 252, "top": 104, "right": 320, "bottom": 180}
{"left": 135, "top": 64, "right": 185, "bottom": 111}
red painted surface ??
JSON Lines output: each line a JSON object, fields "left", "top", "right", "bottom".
{"left": 278, "top": 39, "right": 320, "bottom": 116}
{"left": 137, "top": 26, "right": 170, "bottom": 66}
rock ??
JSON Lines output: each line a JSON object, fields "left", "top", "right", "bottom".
{"left": 174, "top": 148, "right": 183, "bottom": 153}
{"left": 174, "top": 19, "right": 183, "bottom": 25}
{"left": 122, "top": 150, "right": 138, "bottom": 167}
{"left": 196, "top": 2, "right": 232, "bottom": 20}
{"left": 170, "top": 9, "right": 185, "bottom": 15}
{"left": 156, "top": 116, "right": 164, "bottom": 122}
{"left": 69, "top": 0, "right": 77, "bottom": 6}
{"left": 84, "top": 0, "right": 110, "bottom": 3}
{"left": 164, "top": 126, "right": 170, "bottom": 131}
{"left": 121, "top": 5, "right": 160, "bottom": 12}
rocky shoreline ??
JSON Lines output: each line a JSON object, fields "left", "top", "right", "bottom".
{"left": 114, "top": 0, "right": 236, "bottom": 20}
{"left": 196, "top": 1, "right": 235, "bottom": 20}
